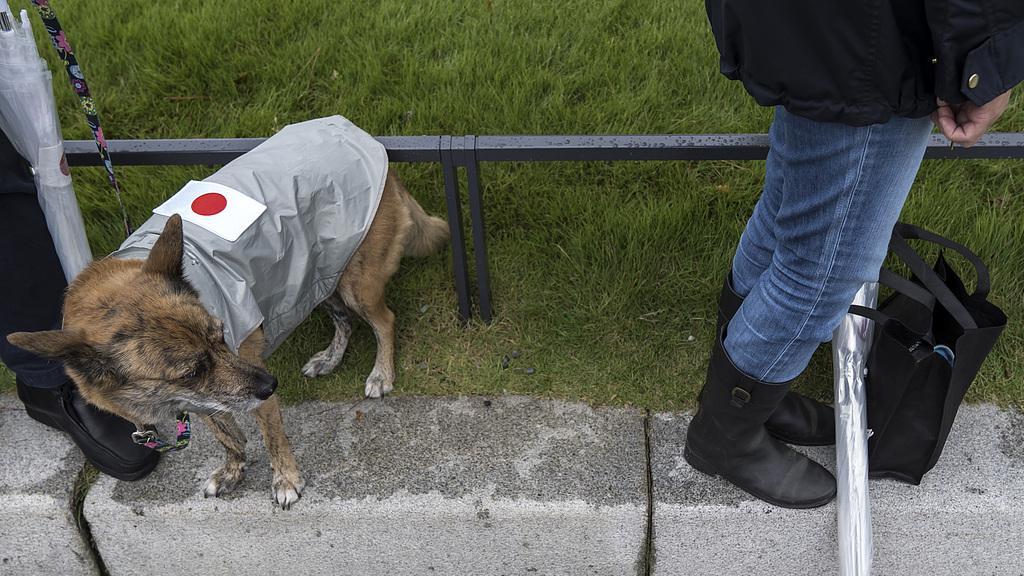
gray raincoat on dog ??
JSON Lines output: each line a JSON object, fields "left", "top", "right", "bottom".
{"left": 113, "top": 116, "right": 388, "bottom": 355}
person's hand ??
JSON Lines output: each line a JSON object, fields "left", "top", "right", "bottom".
{"left": 931, "top": 89, "right": 1012, "bottom": 148}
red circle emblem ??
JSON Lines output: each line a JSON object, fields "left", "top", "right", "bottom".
{"left": 191, "top": 193, "right": 227, "bottom": 216}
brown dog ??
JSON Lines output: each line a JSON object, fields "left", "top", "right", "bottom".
{"left": 8, "top": 170, "right": 447, "bottom": 508}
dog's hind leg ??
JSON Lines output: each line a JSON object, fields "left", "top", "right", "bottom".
{"left": 254, "top": 395, "right": 304, "bottom": 509}
{"left": 199, "top": 413, "right": 248, "bottom": 498}
{"left": 335, "top": 171, "right": 409, "bottom": 398}
{"left": 301, "top": 293, "right": 352, "bottom": 378}
{"left": 341, "top": 282, "right": 397, "bottom": 399}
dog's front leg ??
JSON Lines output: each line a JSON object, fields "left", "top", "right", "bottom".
{"left": 199, "top": 412, "right": 247, "bottom": 497}
{"left": 254, "top": 395, "right": 304, "bottom": 509}
{"left": 239, "top": 329, "right": 303, "bottom": 508}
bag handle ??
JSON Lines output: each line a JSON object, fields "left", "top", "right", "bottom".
{"left": 888, "top": 225, "right": 979, "bottom": 330}
{"left": 877, "top": 268, "right": 935, "bottom": 310}
{"left": 846, "top": 304, "right": 927, "bottom": 351}
{"left": 892, "top": 222, "right": 991, "bottom": 298}
{"left": 843, "top": 269, "right": 936, "bottom": 321}
{"left": 847, "top": 304, "right": 889, "bottom": 324}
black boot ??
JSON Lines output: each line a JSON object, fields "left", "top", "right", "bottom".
{"left": 717, "top": 273, "right": 836, "bottom": 446}
{"left": 684, "top": 331, "right": 836, "bottom": 508}
{"left": 17, "top": 379, "right": 159, "bottom": 481}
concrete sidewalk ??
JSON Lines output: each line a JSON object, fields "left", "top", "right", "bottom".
{"left": 0, "top": 395, "right": 95, "bottom": 576}
{"left": 2, "top": 394, "right": 1022, "bottom": 575}
{"left": 85, "top": 396, "right": 648, "bottom": 576}
{"left": 650, "top": 405, "right": 1024, "bottom": 576}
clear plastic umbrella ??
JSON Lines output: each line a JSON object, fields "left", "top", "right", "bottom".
{"left": 833, "top": 282, "right": 878, "bottom": 576}
{"left": 0, "top": 1, "right": 91, "bottom": 282}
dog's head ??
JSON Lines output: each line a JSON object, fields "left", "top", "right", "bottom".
{"left": 7, "top": 215, "right": 276, "bottom": 424}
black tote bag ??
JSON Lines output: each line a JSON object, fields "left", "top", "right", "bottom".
{"left": 849, "top": 223, "right": 1007, "bottom": 485}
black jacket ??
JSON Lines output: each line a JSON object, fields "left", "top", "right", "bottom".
{"left": 706, "top": 1, "right": 1024, "bottom": 125}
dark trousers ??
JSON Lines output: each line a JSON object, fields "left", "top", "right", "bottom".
{"left": 0, "top": 130, "right": 70, "bottom": 389}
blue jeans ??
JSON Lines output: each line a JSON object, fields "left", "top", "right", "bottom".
{"left": 725, "top": 107, "right": 933, "bottom": 383}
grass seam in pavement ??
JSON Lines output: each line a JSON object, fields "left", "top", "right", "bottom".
{"left": 642, "top": 409, "right": 655, "bottom": 576}
{"left": 71, "top": 463, "right": 111, "bottom": 576}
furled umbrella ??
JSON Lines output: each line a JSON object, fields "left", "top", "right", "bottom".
{"left": 0, "top": 0, "right": 91, "bottom": 282}
{"left": 833, "top": 282, "right": 879, "bottom": 576}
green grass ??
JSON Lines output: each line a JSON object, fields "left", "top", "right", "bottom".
{"left": 2, "top": 0, "right": 1022, "bottom": 410}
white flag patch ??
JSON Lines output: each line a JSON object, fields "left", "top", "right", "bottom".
{"left": 153, "top": 181, "right": 266, "bottom": 242}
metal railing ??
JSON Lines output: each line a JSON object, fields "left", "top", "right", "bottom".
{"left": 66, "top": 133, "right": 1024, "bottom": 323}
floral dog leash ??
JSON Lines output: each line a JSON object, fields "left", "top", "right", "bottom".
{"left": 131, "top": 412, "right": 192, "bottom": 453}
{"left": 30, "top": 0, "right": 132, "bottom": 235}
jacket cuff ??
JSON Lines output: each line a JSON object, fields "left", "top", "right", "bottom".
{"left": 961, "top": 19, "right": 1024, "bottom": 106}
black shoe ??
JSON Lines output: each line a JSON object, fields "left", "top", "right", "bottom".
{"left": 16, "top": 379, "right": 159, "bottom": 481}
{"left": 716, "top": 273, "right": 836, "bottom": 446}
{"left": 684, "top": 330, "right": 836, "bottom": 509}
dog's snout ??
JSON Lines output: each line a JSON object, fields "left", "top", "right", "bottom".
{"left": 254, "top": 370, "right": 278, "bottom": 400}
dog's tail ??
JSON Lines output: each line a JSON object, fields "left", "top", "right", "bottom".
{"left": 401, "top": 186, "right": 449, "bottom": 258}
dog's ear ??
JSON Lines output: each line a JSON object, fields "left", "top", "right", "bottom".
{"left": 8, "top": 330, "right": 80, "bottom": 356}
{"left": 142, "top": 213, "right": 184, "bottom": 278}
{"left": 8, "top": 330, "right": 122, "bottom": 384}
{"left": 7, "top": 330, "right": 87, "bottom": 359}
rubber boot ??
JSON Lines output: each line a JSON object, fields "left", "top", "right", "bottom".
{"left": 684, "top": 330, "right": 837, "bottom": 508}
{"left": 717, "top": 273, "right": 836, "bottom": 446}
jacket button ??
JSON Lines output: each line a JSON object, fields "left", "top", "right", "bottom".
{"left": 968, "top": 73, "right": 980, "bottom": 89}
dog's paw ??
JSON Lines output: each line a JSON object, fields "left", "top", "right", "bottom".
{"left": 202, "top": 464, "right": 246, "bottom": 498}
{"left": 301, "top": 349, "right": 340, "bottom": 378}
{"left": 363, "top": 369, "right": 394, "bottom": 398}
{"left": 272, "top": 473, "right": 304, "bottom": 510}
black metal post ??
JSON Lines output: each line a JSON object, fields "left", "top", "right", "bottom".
{"left": 440, "top": 136, "right": 473, "bottom": 323}
{"left": 463, "top": 136, "right": 493, "bottom": 324}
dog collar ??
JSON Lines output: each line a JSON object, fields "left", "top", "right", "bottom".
{"left": 132, "top": 412, "right": 191, "bottom": 452}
